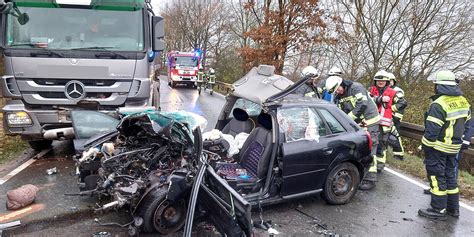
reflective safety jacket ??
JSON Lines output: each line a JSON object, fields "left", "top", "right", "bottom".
{"left": 422, "top": 85, "right": 471, "bottom": 154}
{"left": 336, "top": 80, "right": 380, "bottom": 126}
{"left": 370, "top": 86, "right": 397, "bottom": 127}
{"left": 391, "top": 86, "right": 408, "bottom": 120}
{"left": 197, "top": 71, "right": 205, "bottom": 82}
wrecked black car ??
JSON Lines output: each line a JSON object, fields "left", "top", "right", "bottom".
{"left": 71, "top": 65, "right": 372, "bottom": 236}
{"left": 209, "top": 65, "right": 373, "bottom": 207}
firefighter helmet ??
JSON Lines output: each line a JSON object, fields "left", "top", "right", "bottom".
{"left": 374, "top": 70, "right": 391, "bottom": 81}
{"left": 387, "top": 72, "right": 396, "bottom": 82}
{"left": 328, "top": 67, "right": 343, "bottom": 76}
{"left": 325, "top": 76, "right": 343, "bottom": 93}
{"left": 431, "top": 70, "right": 457, "bottom": 86}
{"left": 301, "top": 66, "right": 320, "bottom": 78}
{"left": 209, "top": 68, "right": 215, "bottom": 74}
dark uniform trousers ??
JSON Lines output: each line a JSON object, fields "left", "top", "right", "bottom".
{"left": 424, "top": 148, "right": 459, "bottom": 211}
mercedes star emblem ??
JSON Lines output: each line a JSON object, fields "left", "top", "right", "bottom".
{"left": 64, "top": 80, "right": 86, "bottom": 100}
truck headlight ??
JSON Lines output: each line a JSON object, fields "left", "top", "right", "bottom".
{"left": 7, "top": 112, "right": 33, "bottom": 126}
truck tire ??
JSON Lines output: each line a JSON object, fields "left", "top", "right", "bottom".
{"left": 322, "top": 162, "right": 360, "bottom": 205}
{"left": 136, "top": 187, "right": 186, "bottom": 234}
{"left": 28, "top": 140, "right": 53, "bottom": 151}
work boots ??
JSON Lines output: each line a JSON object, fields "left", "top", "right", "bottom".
{"left": 359, "top": 172, "right": 376, "bottom": 190}
{"left": 447, "top": 193, "right": 460, "bottom": 218}
{"left": 418, "top": 208, "right": 447, "bottom": 221}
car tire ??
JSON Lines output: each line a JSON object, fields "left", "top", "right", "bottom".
{"left": 28, "top": 140, "right": 53, "bottom": 151}
{"left": 322, "top": 162, "right": 360, "bottom": 205}
{"left": 136, "top": 187, "right": 186, "bottom": 234}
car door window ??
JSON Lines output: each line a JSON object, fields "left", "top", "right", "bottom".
{"left": 229, "top": 98, "right": 262, "bottom": 118}
{"left": 277, "top": 107, "right": 326, "bottom": 142}
{"left": 319, "top": 109, "right": 346, "bottom": 134}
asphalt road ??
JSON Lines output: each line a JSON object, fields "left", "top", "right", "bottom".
{"left": 1, "top": 76, "right": 473, "bottom": 236}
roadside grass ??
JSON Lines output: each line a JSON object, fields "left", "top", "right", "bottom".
{"left": 0, "top": 137, "right": 29, "bottom": 165}
{"left": 386, "top": 150, "right": 474, "bottom": 201}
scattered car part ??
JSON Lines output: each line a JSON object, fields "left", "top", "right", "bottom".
{"left": 6, "top": 184, "right": 39, "bottom": 210}
{"left": 46, "top": 167, "right": 58, "bottom": 175}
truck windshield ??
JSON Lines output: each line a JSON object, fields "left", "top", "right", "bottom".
{"left": 6, "top": 7, "right": 144, "bottom": 51}
{"left": 175, "top": 56, "right": 198, "bottom": 67}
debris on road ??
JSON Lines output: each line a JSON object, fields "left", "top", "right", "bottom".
{"left": 402, "top": 217, "right": 414, "bottom": 222}
{"left": 0, "top": 220, "right": 21, "bottom": 231}
{"left": 46, "top": 167, "right": 58, "bottom": 175}
{"left": 92, "top": 231, "right": 111, "bottom": 237}
{"left": 6, "top": 184, "right": 39, "bottom": 210}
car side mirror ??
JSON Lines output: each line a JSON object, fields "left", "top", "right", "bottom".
{"left": 152, "top": 16, "right": 165, "bottom": 52}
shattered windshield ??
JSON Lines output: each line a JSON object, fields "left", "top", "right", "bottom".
{"left": 277, "top": 107, "right": 326, "bottom": 142}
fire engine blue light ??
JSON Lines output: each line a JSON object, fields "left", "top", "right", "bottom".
{"left": 194, "top": 48, "right": 202, "bottom": 57}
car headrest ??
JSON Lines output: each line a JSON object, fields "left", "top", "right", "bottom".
{"left": 233, "top": 108, "right": 249, "bottom": 122}
{"left": 258, "top": 113, "right": 272, "bottom": 130}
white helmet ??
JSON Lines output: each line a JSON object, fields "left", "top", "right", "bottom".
{"left": 328, "top": 67, "right": 342, "bottom": 76}
{"left": 325, "top": 76, "right": 343, "bottom": 92}
{"left": 387, "top": 72, "right": 396, "bottom": 81}
{"left": 430, "top": 70, "right": 457, "bottom": 86}
{"left": 209, "top": 68, "right": 215, "bottom": 74}
{"left": 301, "top": 66, "right": 320, "bottom": 78}
{"left": 374, "top": 70, "right": 391, "bottom": 81}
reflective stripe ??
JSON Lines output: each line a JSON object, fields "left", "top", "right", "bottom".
{"left": 369, "top": 156, "right": 377, "bottom": 172}
{"left": 365, "top": 115, "right": 381, "bottom": 126}
{"left": 355, "top": 93, "right": 367, "bottom": 100}
{"left": 393, "top": 151, "right": 404, "bottom": 156}
{"left": 393, "top": 112, "right": 403, "bottom": 119}
{"left": 430, "top": 176, "right": 447, "bottom": 196}
{"left": 433, "top": 140, "right": 461, "bottom": 154}
{"left": 444, "top": 120, "right": 454, "bottom": 144}
{"left": 376, "top": 150, "right": 387, "bottom": 163}
{"left": 422, "top": 136, "right": 436, "bottom": 147}
{"left": 348, "top": 111, "right": 358, "bottom": 120}
{"left": 427, "top": 116, "right": 445, "bottom": 126}
{"left": 447, "top": 188, "right": 459, "bottom": 194}
{"left": 446, "top": 109, "right": 470, "bottom": 120}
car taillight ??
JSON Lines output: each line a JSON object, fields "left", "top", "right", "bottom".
{"left": 365, "top": 131, "right": 373, "bottom": 151}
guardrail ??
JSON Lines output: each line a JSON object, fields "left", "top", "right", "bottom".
{"left": 215, "top": 81, "right": 234, "bottom": 95}
{"left": 399, "top": 122, "right": 474, "bottom": 160}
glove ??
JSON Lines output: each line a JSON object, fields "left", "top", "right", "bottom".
{"left": 382, "top": 96, "right": 390, "bottom": 102}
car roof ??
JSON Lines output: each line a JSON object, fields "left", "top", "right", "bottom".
{"left": 277, "top": 95, "right": 332, "bottom": 107}
{"left": 232, "top": 65, "right": 294, "bottom": 105}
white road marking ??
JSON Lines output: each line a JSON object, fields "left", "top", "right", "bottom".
{"left": 0, "top": 158, "right": 36, "bottom": 185}
{"left": 385, "top": 167, "right": 474, "bottom": 212}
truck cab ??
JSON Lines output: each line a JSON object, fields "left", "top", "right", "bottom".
{"left": 0, "top": 0, "right": 165, "bottom": 150}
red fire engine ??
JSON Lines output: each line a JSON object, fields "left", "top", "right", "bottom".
{"left": 167, "top": 50, "right": 202, "bottom": 88}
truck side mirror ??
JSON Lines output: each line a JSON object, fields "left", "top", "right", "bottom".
{"left": 152, "top": 16, "right": 165, "bottom": 52}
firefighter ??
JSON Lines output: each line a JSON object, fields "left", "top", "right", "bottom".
{"left": 387, "top": 72, "right": 408, "bottom": 160}
{"left": 369, "top": 70, "right": 397, "bottom": 172}
{"left": 326, "top": 76, "right": 381, "bottom": 190}
{"left": 196, "top": 66, "right": 205, "bottom": 94}
{"left": 207, "top": 68, "right": 216, "bottom": 95}
{"left": 418, "top": 70, "right": 471, "bottom": 220}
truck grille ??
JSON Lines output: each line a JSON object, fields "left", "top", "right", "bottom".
{"left": 34, "top": 79, "right": 116, "bottom": 87}
{"left": 38, "top": 92, "right": 112, "bottom": 99}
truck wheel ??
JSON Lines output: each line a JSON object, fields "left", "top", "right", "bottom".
{"left": 28, "top": 140, "right": 53, "bottom": 151}
{"left": 136, "top": 188, "right": 186, "bottom": 234}
{"left": 322, "top": 162, "right": 360, "bottom": 205}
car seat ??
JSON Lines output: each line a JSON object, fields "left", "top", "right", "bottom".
{"left": 221, "top": 108, "right": 255, "bottom": 136}
{"left": 217, "top": 113, "right": 273, "bottom": 185}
